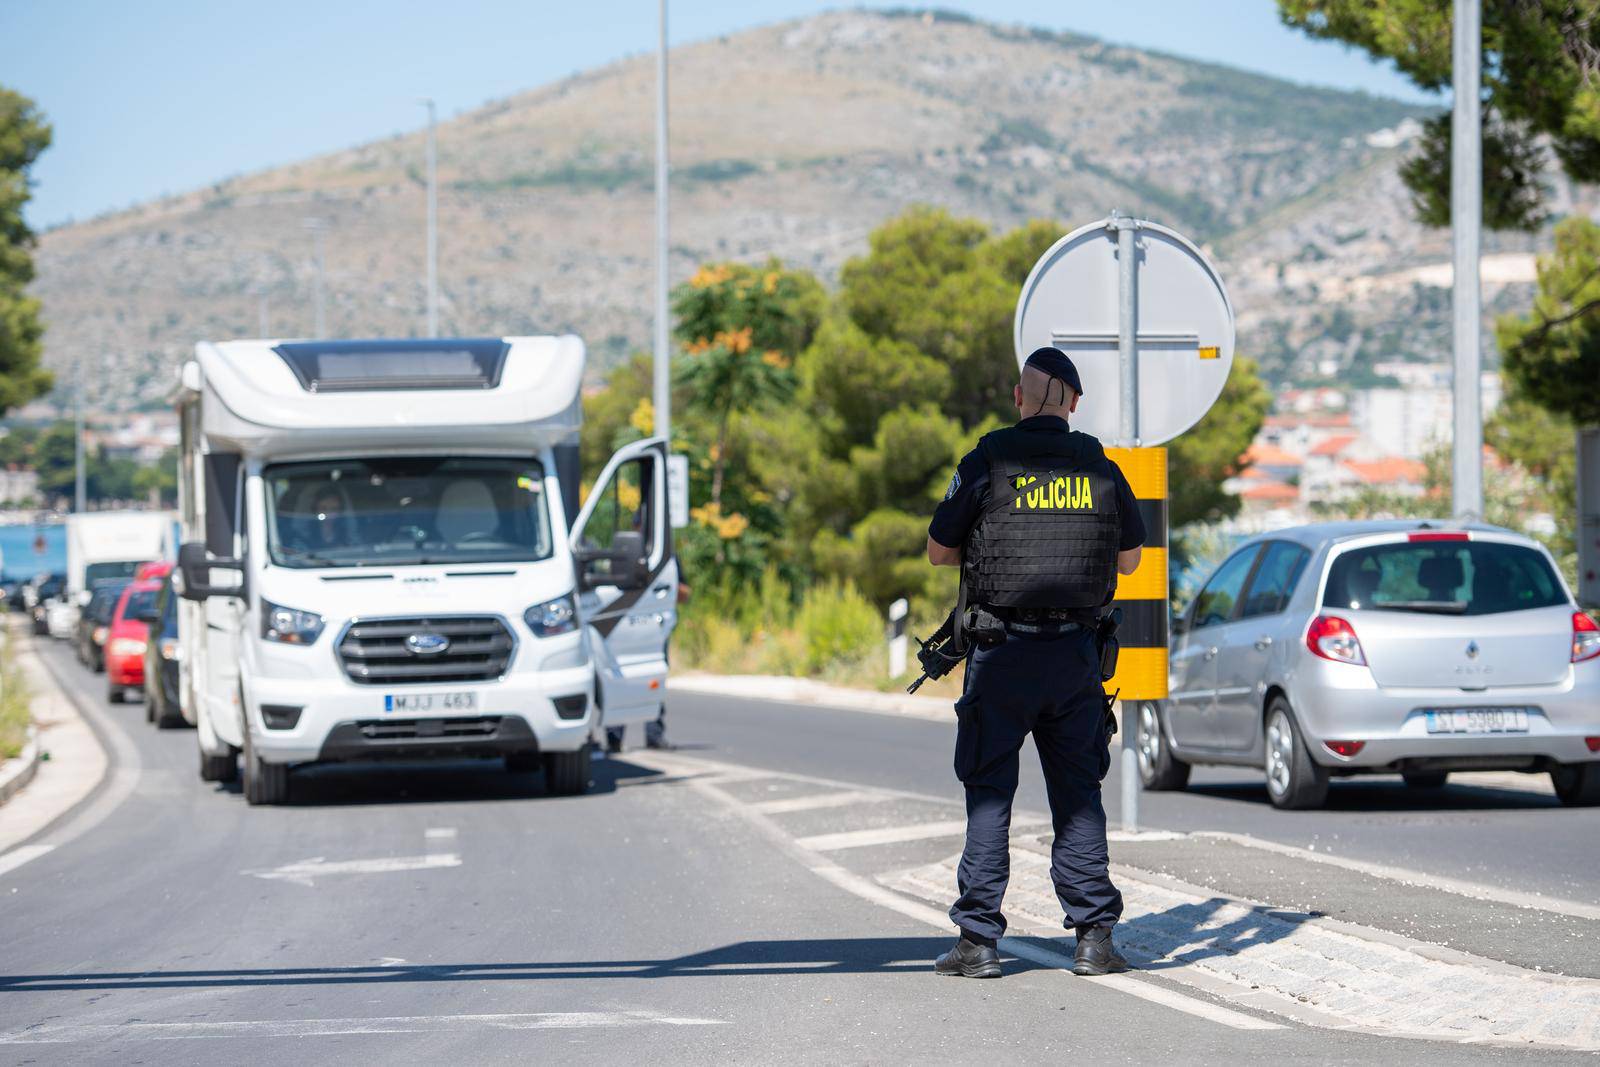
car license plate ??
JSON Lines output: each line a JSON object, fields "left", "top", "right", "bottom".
{"left": 1423, "top": 707, "right": 1530, "bottom": 734}
{"left": 385, "top": 691, "right": 477, "bottom": 714}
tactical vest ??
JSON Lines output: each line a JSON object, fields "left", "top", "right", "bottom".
{"left": 963, "top": 425, "right": 1121, "bottom": 612}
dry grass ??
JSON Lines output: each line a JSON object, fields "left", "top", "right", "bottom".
{"left": 0, "top": 649, "right": 30, "bottom": 762}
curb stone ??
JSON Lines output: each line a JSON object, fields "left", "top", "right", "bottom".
{"left": 0, "top": 725, "right": 41, "bottom": 806}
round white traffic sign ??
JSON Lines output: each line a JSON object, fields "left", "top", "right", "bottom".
{"left": 1013, "top": 217, "right": 1235, "bottom": 447}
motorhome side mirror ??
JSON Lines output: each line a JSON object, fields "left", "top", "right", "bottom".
{"left": 176, "top": 541, "right": 244, "bottom": 601}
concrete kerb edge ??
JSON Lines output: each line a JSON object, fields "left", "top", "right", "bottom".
{"left": 0, "top": 725, "right": 41, "bottom": 805}
{"left": 671, "top": 672, "right": 955, "bottom": 722}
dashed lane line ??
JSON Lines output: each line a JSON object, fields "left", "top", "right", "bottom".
{"left": 750, "top": 790, "right": 894, "bottom": 815}
{"left": 796, "top": 821, "right": 975, "bottom": 852}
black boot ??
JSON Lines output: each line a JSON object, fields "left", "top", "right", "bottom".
{"left": 934, "top": 934, "right": 1002, "bottom": 979}
{"left": 1072, "top": 925, "right": 1129, "bottom": 976}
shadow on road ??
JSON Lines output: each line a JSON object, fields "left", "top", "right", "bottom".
{"left": 0, "top": 900, "right": 1296, "bottom": 993}
{"left": 204, "top": 756, "right": 672, "bottom": 808}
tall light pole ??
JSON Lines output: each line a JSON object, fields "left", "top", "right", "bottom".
{"left": 420, "top": 98, "right": 439, "bottom": 338}
{"left": 304, "top": 217, "right": 328, "bottom": 337}
{"left": 1452, "top": 0, "right": 1483, "bottom": 520}
{"left": 73, "top": 355, "right": 86, "bottom": 512}
{"left": 653, "top": 0, "right": 671, "bottom": 442}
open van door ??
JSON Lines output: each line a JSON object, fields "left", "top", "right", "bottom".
{"left": 570, "top": 436, "right": 678, "bottom": 729}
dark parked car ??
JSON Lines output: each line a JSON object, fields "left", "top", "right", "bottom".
{"left": 29, "top": 573, "right": 65, "bottom": 635}
{"left": 143, "top": 575, "right": 184, "bottom": 728}
{"left": 75, "top": 580, "right": 130, "bottom": 673}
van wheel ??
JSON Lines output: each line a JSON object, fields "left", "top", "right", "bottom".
{"left": 1551, "top": 763, "right": 1600, "bottom": 807}
{"left": 543, "top": 747, "right": 591, "bottom": 796}
{"left": 1136, "top": 701, "right": 1190, "bottom": 791}
{"left": 1264, "top": 698, "right": 1328, "bottom": 810}
{"left": 199, "top": 746, "right": 238, "bottom": 783}
{"left": 1403, "top": 771, "right": 1449, "bottom": 789}
{"left": 242, "top": 729, "right": 291, "bottom": 806}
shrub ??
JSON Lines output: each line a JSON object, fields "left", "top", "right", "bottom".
{"left": 796, "top": 580, "right": 881, "bottom": 674}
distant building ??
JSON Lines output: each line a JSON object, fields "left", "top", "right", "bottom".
{"left": 1352, "top": 367, "right": 1501, "bottom": 459}
{"left": 0, "top": 468, "right": 39, "bottom": 506}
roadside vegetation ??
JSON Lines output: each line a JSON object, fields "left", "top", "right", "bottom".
{"left": 0, "top": 643, "right": 30, "bottom": 761}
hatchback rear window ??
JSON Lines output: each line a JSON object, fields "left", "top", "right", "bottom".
{"left": 1323, "top": 540, "right": 1566, "bottom": 616}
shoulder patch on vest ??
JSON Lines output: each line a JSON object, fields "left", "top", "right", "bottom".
{"left": 943, "top": 470, "right": 961, "bottom": 500}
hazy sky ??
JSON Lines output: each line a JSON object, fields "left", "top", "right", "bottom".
{"left": 2, "top": 1, "right": 1436, "bottom": 230}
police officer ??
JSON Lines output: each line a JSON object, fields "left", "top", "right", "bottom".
{"left": 927, "top": 347, "right": 1145, "bottom": 979}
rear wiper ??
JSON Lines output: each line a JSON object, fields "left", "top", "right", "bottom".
{"left": 1367, "top": 600, "right": 1468, "bottom": 615}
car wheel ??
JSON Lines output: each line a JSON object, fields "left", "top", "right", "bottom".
{"left": 198, "top": 745, "right": 238, "bottom": 783}
{"left": 107, "top": 684, "right": 122, "bottom": 704}
{"left": 505, "top": 751, "right": 541, "bottom": 774}
{"left": 1402, "top": 771, "right": 1449, "bottom": 789}
{"left": 1264, "top": 698, "right": 1329, "bottom": 810}
{"left": 543, "top": 746, "right": 591, "bottom": 796}
{"left": 241, "top": 726, "right": 291, "bottom": 806}
{"left": 145, "top": 689, "right": 156, "bottom": 723}
{"left": 1136, "top": 700, "right": 1190, "bottom": 791}
{"left": 1550, "top": 763, "right": 1600, "bottom": 807}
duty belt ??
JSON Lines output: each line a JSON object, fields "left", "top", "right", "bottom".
{"left": 1002, "top": 619, "right": 1087, "bottom": 636}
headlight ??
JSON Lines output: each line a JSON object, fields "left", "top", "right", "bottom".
{"left": 261, "top": 600, "right": 325, "bottom": 645}
{"left": 160, "top": 638, "right": 182, "bottom": 661}
{"left": 524, "top": 594, "right": 578, "bottom": 637}
{"left": 110, "top": 638, "right": 146, "bottom": 657}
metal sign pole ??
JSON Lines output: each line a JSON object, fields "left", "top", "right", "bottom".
{"left": 1451, "top": 0, "right": 1483, "bottom": 521}
{"left": 1110, "top": 212, "right": 1141, "bottom": 833}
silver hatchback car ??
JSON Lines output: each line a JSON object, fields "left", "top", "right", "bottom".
{"left": 1136, "top": 520, "right": 1600, "bottom": 809}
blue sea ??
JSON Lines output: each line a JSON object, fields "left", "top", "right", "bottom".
{"left": 0, "top": 523, "right": 67, "bottom": 580}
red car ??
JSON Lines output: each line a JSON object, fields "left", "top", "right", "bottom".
{"left": 106, "top": 564, "right": 172, "bottom": 704}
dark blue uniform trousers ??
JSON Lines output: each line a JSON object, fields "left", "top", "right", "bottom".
{"left": 949, "top": 627, "right": 1123, "bottom": 945}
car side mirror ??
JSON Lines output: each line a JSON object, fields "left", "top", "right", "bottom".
{"left": 175, "top": 541, "right": 245, "bottom": 602}
{"left": 574, "top": 530, "right": 648, "bottom": 592}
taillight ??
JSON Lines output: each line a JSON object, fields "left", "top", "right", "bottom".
{"left": 1323, "top": 740, "right": 1366, "bottom": 757}
{"left": 1306, "top": 614, "right": 1366, "bottom": 665}
{"left": 1573, "top": 611, "right": 1600, "bottom": 664}
{"left": 1408, "top": 531, "right": 1469, "bottom": 542}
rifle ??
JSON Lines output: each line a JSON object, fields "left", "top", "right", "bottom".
{"left": 906, "top": 572, "right": 972, "bottom": 694}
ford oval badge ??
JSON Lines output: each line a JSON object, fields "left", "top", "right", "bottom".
{"left": 406, "top": 632, "right": 451, "bottom": 656}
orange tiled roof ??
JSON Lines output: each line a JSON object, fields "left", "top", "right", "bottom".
{"left": 1308, "top": 434, "right": 1359, "bottom": 457}
{"left": 1244, "top": 442, "right": 1304, "bottom": 467}
{"left": 1241, "top": 482, "right": 1300, "bottom": 503}
{"left": 1343, "top": 457, "right": 1427, "bottom": 485}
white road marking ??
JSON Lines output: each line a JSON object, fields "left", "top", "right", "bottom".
{"left": 1195, "top": 831, "right": 1600, "bottom": 921}
{"left": 796, "top": 821, "right": 973, "bottom": 852}
{"left": 0, "top": 1011, "right": 725, "bottom": 1043}
{"left": 424, "top": 827, "right": 458, "bottom": 840}
{"left": 751, "top": 790, "right": 893, "bottom": 815}
{"left": 0, "top": 844, "right": 54, "bottom": 877}
{"left": 243, "top": 853, "right": 461, "bottom": 887}
{"left": 652, "top": 755, "right": 1284, "bottom": 1033}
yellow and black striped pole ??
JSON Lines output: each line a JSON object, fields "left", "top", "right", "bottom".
{"left": 1103, "top": 446, "right": 1167, "bottom": 700}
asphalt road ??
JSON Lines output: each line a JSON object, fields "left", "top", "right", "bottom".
{"left": 1, "top": 635, "right": 1593, "bottom": 1063}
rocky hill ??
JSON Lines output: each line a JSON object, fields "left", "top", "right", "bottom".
{"left": 32, "top": 8, "right": 1533, "bottom": 411}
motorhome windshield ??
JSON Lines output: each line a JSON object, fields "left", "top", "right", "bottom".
{"left": 264, "top": 457, "right": 553, "bottom": 569}
{"left": 86, "top": 561, "right": 143, "bottom": 585}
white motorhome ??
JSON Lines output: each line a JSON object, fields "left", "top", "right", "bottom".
{"left": 48, "top": 511, "right": 175, "bottom": 638}
{"left": 174, "top": 337, "right": 678, "bottom": 804}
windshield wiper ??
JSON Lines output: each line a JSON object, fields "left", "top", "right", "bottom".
{"left": 1367, "top": 600, "right": 1469, "bottom": 615}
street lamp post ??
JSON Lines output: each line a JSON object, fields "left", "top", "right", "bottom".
{"left": 653, "top": 0, "right": 671, "bottom": 442}
{"left": 420, "top": 98, "right": 439, "bottom": 338}
{"left": 74, "top": 354, "right": 85, "bottom": 513}
{"left": 1452, "top": 0, "right": 1483, "bottom": 520}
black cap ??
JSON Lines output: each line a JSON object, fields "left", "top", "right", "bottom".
{"left": 1024, "top": 347, "right": 1084, "bottom": 396}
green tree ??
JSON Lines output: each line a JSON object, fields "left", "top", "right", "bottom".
{"left": 1495, "top": 216, "right": 1600, "bottom": 427}
{"left": 0, "top": 88, "right": 55, "bottom": 413}
{"left": 1167, "top": 357, "right": 1273, "bottom": 527}
{"left": 672, "top": 260, "right": 824, "bottom": 507}
{"left": 1278, "top": 0, "right": 1600, "bottom": 231}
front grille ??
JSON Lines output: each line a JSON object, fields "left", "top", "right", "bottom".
{"left": 356, "top": 717, "right": 503, "bottom": 740}
{"left": 338, "top": 616, "right": 514, "bottom": 685}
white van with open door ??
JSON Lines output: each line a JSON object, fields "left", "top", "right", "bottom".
{"left": 174, "top": 337, "right": 677, "bottom": 804}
